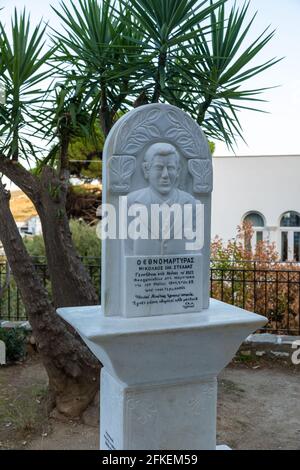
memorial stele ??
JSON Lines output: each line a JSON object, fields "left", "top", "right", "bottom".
{"left": 57, "top": 103, "right": 267, "bottom": 450}
{"left": 102, "top": 103, "right": 212, "bottom": 319}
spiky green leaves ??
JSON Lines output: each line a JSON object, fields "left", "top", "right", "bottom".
{"left": 0, "top": 9, "right": 54, "bottom": 160}
{"left": 0, "top": 0, "right": 281, "bottom": 161}
{"left": 164, "top": 1, "right": 282, "bottom": 147}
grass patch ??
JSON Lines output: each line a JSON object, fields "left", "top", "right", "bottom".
{"left": 0, "top": 382, "right": 48, "bottom": 435}
{"left": 220, "top": 379, "right": 245, "bottom": 396}
{"left": 234, "top": 352, "right": 254, "bottom": 364}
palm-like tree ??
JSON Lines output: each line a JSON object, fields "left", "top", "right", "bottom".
{"left": 0, "top": 10, "right": 100, "bottom": 418}
{"left": 53, "top": 0, "right": 280, "bottom": 147}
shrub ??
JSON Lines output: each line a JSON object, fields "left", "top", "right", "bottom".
{"left": 23, "top": 219, "right": 100, "bottom": 298}
{"left": 23, "top": 234, "right": 46, "bottom": 261}
{"left": 211, "top": 222, "right": 300, "bottom": 334}
{"left": 24, "top": 219, "right": 100, "bottom": 262}
{"left": 69, "top": 219, "right": 101, "bottom": 260}
{"left": 0, "top": 328, "right": 27, "bottom": 362}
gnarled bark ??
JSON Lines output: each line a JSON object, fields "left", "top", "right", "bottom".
{"left": 0, "top": 180, "right": 100, "bottom": 417}
{"left": 0, "top": 158, "right": 99, "bottom": 308}
{"left": 0, "top": 157, "right": 101, "bottom": 416}
{"left": 37, "top": 167, "right": 99, "bottom": 307}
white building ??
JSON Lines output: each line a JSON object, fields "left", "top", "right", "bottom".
{"left": 16, "top": 215, "right": 42, "bottom": 237}
{"left": 212, "top": 154, "right": 300, "bottom": 262}
{"left": 0, "top": 216, "right": 42, "bottom": 256}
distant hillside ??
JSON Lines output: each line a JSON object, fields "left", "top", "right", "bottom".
{"left": 10, "top": 190, "right": 37, "bottom": 222}
{"left": 9, "top": 184, "right": 101, "bottom": 223}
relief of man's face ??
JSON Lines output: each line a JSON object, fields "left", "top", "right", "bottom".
{"left": 143, "top": 143, "right": 181, "bottom": 196}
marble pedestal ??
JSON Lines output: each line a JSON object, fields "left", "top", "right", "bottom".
{"left": 57, "top": 299, "right": 267, "bottom": 450}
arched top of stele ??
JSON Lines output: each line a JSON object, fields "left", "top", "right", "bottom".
{"left": 102, "top": 103, "right": 213, "bottom": 318}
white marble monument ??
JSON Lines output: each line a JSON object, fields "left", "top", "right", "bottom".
{"left": 103, "top": 105, "right": 212, "bottom": 318}
{"left": 57, "top": 104, "right": 267, "bottom": 450}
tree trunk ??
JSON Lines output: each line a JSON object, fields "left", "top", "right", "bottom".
{"left": 0, "top": 181, "right": 100, "bottom": 417}
{"left": 0, "top": 159, "right": 99, "bottom": 308}
{"left": 0, "top": 159, "right": 101, "bottom": 416}
{"left": 37, "top": 167, "right": 99, "bottom": 308}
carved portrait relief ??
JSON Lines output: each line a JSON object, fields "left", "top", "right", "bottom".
{"left": 125, "top": 142, "right": 200, "bottom": 256}
{"left": 102, "top": 103, "right": 213, "bottom": 317}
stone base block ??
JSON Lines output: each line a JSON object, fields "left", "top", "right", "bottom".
{"left": 57, "top": 300, "right": 267, "bottom": 451}
{"left": 101, "top": 369, "right": 217, "bottom": 451}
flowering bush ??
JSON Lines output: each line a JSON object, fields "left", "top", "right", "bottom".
{"left": 211, "top": 222, "right": 300, "bottom": 335}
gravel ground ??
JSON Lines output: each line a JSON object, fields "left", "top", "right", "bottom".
{"left": 0, "top": 357, "right": 299, "bottom": 450}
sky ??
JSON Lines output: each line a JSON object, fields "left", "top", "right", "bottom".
{"left": 0, "top": 0, "right": 300, "bottom": 157}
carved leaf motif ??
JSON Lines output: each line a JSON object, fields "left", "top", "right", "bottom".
{"left": 188, "top": 159, "right": 213, "bottom": 193}
{"left": 118, "top": 110, "right": 161, "bottom": 154}
{"left": 165, "top": 112, "right": 207, "bottom": 159}
{"left": 115, "top": 105, "right": 210, "bottom": 161}
{"left": 109, "top": 155, "right": 136, "bottom": 193}
{"left": 168, "top": 110, "right": 179, "bottom": 125}
{"left": 122, "top": 158, "right": 136, "bottom": 178}
{"left": 147, "top": 125, "right": 161, "bottom": 138}
{"left": 147, "top": 109, "right": 160, "bottom": 122}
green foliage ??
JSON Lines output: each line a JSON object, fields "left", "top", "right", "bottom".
{"left": 0, "top": 276, "right": 27, "bottom": 321}
{"left": 52, "top": 0, "right": 280, "bottom": 149}
{"left": 0, "top": 327, "right": 27, "bottom": 362}
{"left": 208, "top": 141, "right": 215, "bottom": 155}
{"left": 210, "top": 223, "right": 300, "bottom": 334}
{"left": 23, "top": 220, "right": 100, "bottom": 303}
{"left": 0, "top": 9, "right": 53, "bottom": 159}
{"left": 118, "top": 0, "right": 225, "bottom": 49}
{"left": 234, "top": 352, "right": 253, "bottom": 364}
{"left": 0, "top": 0, "right": 281, "bottom": 164}
{"left": 0, "top": 381, "right": 48, "bottom": 435}
{"left": 67, "top": 124, "right": 103, "bottom": 180}
{"left": 70, "top": 219, "right": 101, "bottom": 259}
{"left": 23, "top": 235, "right": 46, "bottom": 260}
{"left": 178, "top": 1, "right": 281, "bottom": 146}
{"left": 24, "top": 219, "right": 100, "bottom": 261}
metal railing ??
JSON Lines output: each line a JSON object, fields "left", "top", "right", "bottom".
{"left": 210, "top": 260, "right": 300, "bottom": 335}
{"left": 0, "top": 258, "right": 100, "bottom": 323}
{"left": 1, "top": 258, "right": 300, "bottom": 335}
